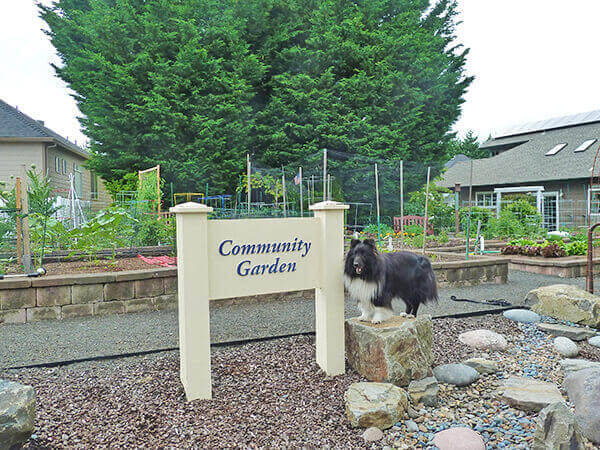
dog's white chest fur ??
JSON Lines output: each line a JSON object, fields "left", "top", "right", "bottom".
{"left": 343, "top": 275, "right": 379, "bottom": 302}
{"left": 344, "top": 275, "right": 391, "bottom": 323}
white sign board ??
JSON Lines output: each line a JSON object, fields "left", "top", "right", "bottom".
{"left": 207, "top": 218, "right": 321, "bottom": 299}
{"left": 172, "top": 201, "right": 348, "bottom": 400}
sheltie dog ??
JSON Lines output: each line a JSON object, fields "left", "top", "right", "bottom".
{"left": 344, "top": 239, "right": 438, "bottom": 323}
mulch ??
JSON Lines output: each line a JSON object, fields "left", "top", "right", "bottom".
{"left": 2, "top": 315, "right": 599, "bottom": 448}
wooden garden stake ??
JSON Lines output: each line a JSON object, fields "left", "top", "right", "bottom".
{"left": 422, "top": 166, "right": 430, "bottom": 255}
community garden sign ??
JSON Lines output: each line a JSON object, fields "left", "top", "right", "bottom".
{"left": 171, "top": 201, "right": 349, "bottom": 400}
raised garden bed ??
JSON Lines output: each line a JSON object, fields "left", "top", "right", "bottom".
{"left": 3, "top": 257, "right": 170, "bottom": 276}
{"left": 500, "top": 254, "right": 600, "bottom": 278}
{"left": 0, "top": 253, "right": 507, "bottom": 324}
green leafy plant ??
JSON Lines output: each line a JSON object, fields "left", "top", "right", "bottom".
{"left": 459, "top": 206, "right": 493, "bottom": 234}
{"left": 361, "top": 223, "right": 394, "bottom": 237}
{"left": 68, "top": 207, "right": 135, "bottom": 261}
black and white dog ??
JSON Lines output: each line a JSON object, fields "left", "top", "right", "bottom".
{"left": 344, "top": 239, "right": 438, "bottom": 323}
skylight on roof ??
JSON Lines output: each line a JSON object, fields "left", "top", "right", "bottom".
{"left": 574, "top": 139, "right": 597, "bottom": 153}
{"left": 545, "top": 143, "right": 567, "bottom": 156}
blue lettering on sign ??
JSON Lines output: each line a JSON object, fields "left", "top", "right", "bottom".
{"left": 219, "top": 239, "right": 233, "bottom": 256}
{"left": 223, "top": 237, "right": 308, "bottom": 277}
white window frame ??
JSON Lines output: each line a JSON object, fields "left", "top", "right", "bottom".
{"left": 589, "top": 186, "right": 600, "bottom": 216}
{"left": 545, "top": 143, "right": 567, "bottom": 156}
{"left": 55, "top": 156, "right": 60, "bottom": 173}
{"left": 475, "top": 191, "right": 496, "bottom": 208}
{"left": 574, "top": 139, "right": 597, "bottom": 153}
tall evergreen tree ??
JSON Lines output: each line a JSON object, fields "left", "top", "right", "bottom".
{"left": 253, "top": 0, "right": 472, "bottom": 167}
{"left": 40, "top": 0, "right": 472, "bottom": 195}
{"left": 446, "top": 130, "right": 490, "bottom": 160}
{"left": 40, "top": 0, "right": 264, "bottom": 193}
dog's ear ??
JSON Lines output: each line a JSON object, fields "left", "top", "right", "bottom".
{"left": 364, "top": 239, "right": 376, "bottom": 249}
{"left": 350, "top": 239, "right": 360, "bottom": 248}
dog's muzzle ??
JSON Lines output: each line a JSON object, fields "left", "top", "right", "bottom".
{"left": 353, "top": 262, "right": 363, "bottom": 274}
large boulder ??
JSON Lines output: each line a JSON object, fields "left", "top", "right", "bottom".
{"left": 0, "top": 380, "right": 35, "bottom": 449}
{"left": 532, "top": 402, "right": 585, "bottom": 450}
{"left": 564, "top": 368, "right": 600, "bottom": 444}
{"left": 344, "top": 382, "right": 409, "bottom": 429}
{"left": 496, "top": 376, "right": 564, "bottom": 412}
{"left": 525, "top": 284, "right": 600, "bottom": 328}
{"left": 345, "top": 315, "right": 433, "bottom": 386}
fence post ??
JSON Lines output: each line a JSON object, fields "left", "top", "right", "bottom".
{"left": 171, "top": 201, "right": 214, "bottom": 400}
{"left": 310, "top": 200, "right": 349, "bottom": 376}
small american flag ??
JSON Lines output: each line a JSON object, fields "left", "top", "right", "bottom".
{"left": 293, "top": 172, "right": 301, "bottom": 185}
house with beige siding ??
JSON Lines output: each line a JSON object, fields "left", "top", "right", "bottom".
{"left": 439, "top": 110, "right": 600, "bottom": 231}
{"left": 0, "top": 99, "right": 111, "bottom": 213}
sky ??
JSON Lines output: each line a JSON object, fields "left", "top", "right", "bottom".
{"left": 1, "top": 0, "right": 600, "bottom": 147}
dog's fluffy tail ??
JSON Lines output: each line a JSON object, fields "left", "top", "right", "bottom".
{"left": 417, "top": 256, "right": 439, "bottom": 304}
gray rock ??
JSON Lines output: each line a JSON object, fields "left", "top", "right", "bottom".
{"left": 0, "top": 380, "right": 36, "bottom": 449}
{"left": 362, "top": 426, "right": 384, "bottom": 442}
{"left": 433, "top": 364, "right": 480, "bottom": 387}
{"left": 536, "top": 323, "right": 595, "bottom": 341}
{"left": 497, "top": 376, "right": 564, "bottom": 412}
{"left": 405, "top": 419, "right": 419, "bottom": 433}
{"left": 532, "top": 402, "right": 585, "bottom": 450}
{"left": 463, "top": 358, "right": 499, "bottom": 374}
{"left": 564, "top": 368, "right": 600, "bottom": 444}
{"left": 503, "top": 309, "right": 541, "bottom": 323}
{"left": 589, "top": 335, "right": 600, "bottom": 347}
{"left": 553, "top": 337, "right": 579, "bottom": 357}
{"left": 458, "top": 329, "right": 507, "bottom": 351}
{"left": 560, "top": 358, "right": 600, "bottom": 375}
{"left": 345, "top": 382, "right": 409, "bottom": 429}
{"left": 407, "top": 377, "right": 438, "bottom": 407}
{"left": 526, "top": 284, "right": 600, "bottom": 328}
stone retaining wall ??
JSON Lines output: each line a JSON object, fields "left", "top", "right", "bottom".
{"left": 0, "top": 268, "right": 178, "bottom": 324}
{"left": 0, "top": 257, "right": 507, "bottom": 324}
{"left": 508, "top": 256, "right": 600, "bottom": 278}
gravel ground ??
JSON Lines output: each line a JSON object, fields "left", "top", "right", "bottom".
{"left": 2, "top": 314, "right": 599, "bottom": 448}
{"left": 1, "top": 271, "right": 597, "bottom": 368}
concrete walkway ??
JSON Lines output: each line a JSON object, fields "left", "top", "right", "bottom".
{"left": 0, "top": 271, "right": 591, "bottom": 368}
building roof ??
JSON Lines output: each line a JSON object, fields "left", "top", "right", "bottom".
{"left": 444, "top": 153, "right": 471, "bottom": 169}
{"left": 0, "top": 98, "right": 89, "bottom": 158}
{"left": 495, "top": 109, "right": 600, "bottom": 139}
{"left": 439, "top": 119, "right": 600, "bottom": 189}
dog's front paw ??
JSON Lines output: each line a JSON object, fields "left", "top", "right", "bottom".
{"left": 370, "top": 319, "right": 382, "bottom": 324}
{"left": 358, "top": 315, "right": 370, "bottom": 322}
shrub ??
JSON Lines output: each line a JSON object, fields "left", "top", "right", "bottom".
{"left": 504, "top": 199, "right": 538, "bottom": 221}
{"left": 564, "top": 240, "right": 587, "bottom": 256}
{"left": 459, "top": 206, "right": 493, "bottom": 233}
{"left": 362, "top": 223, "right": 394, "bottom": 236}
{"left": 405, "top": 183, "right": 454, "bottom": 232}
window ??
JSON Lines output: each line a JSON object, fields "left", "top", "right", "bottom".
{"left": 575, "top": 139, "right": 597, "bottom": 153}
{"left": 545, "top": 143, "right": 567, "bottom": 156}
{"left": 54, "top": 156, "right": 60, "bottom": 173}
{"left": 73, "top": 163, "right": 82, "bottom": 196}
{"left": 91, "top": 173, "right": 98, "bottom": 199}
{"left": 590, "top": 187, "right": 600, "bottom": 215}
{"left": 476, "top": 192, "right": 496, "bottom": 208}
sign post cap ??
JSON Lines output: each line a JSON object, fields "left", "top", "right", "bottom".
{"left": 170, "top": 202, "right": 213, "bottom": 214}
{"left": 309, "top": 200, "right": 349, "bottom": 211}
